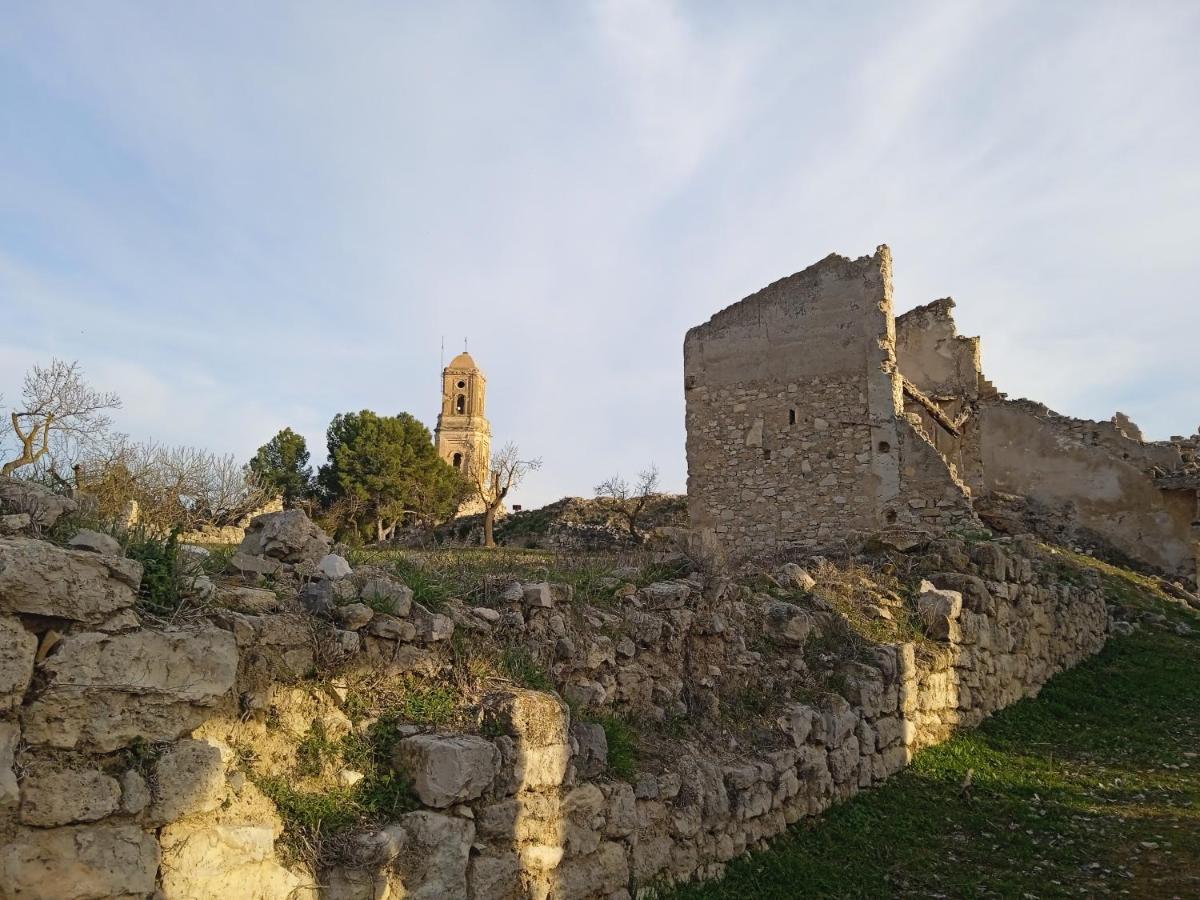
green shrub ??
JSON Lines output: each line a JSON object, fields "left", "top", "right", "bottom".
{"left": 125, "top": 525, "right": 184, "bottom": 615}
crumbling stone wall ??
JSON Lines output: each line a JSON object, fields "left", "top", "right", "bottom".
{"left": 889, "top": 288, "right": 1199, "bottom": 585}
{"left": 315, "top": 537, "right": 1108, "bottom": 896}
{"left": 684, "top": 247, "right": 976, "bottom": 563}
{"left": 978, "top": 400, "right": 1198, "bottom": 579}
{"left": 1, "top": 484, "right": 1115, "bottom": 899}
{"left": 894, "top": 297, "right": 987, "bottom": 492}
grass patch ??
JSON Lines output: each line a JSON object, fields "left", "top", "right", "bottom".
{"left": 343, "top": 675, "right": 460, "bottom": 728}
{"left": 500, "top": 645, "right": 554, "bottom": 691}
{"left": 344, "top": 545, "right": 685, "bottom": 610}
{"left": 587, "top": 712, "right": 639, "bottom": 781}
{"left": 254, "top": 711, "right": 422, "bottom": 865}
{"left": 670, "top": 604, "right": 1200, "bottom": 897}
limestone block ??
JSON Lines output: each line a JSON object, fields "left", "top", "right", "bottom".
{"left": 778, "top": 563, "right": 817, "bottom": 592}
{"left": 238, "top": 508, "right": 331, "bottom": 564}
{"left": 22, "top": 627, "right": 238, "bottom": 752}
{"left": 359, "top": 577, "right": 413, "bottom": 616}
{"left": 19, "top": 767, "right": 121, "bottom": 826}
{"left": 0, "top": 513, "right": 32, "bottom": 534}
{"left": 317, "top": 553, "right": 352, "bottom": 579}
{"left": 0, "top": 615, "right": 36, "bottom": 711}
{"left": 218, "top": 586, "right": 278, "bottom": 614}
{"left": 226, "top": 551, "right": 282, "bottom": 579}
{"left": 633, "top": 833, "right": 674, "bottom": 881}
{"left": 570, "top": 720, "right": 608, "bottom": 778}
{"left": 392, "top": 810, "right": 474, "bottom": 900}
{"left": 555, "top": 841, "right": 630, "bottom": 899}
{"left": 780, "top": 704, "right": 817, "bottom": 748}
{"left": 119, "top": 770, "right": 151, "bottom": 815}
{"left": 322, "top": 866, "right": 390, "bottom": 900}
{"left": 0, "top": 477, "right": 77, "bottom": 527}
{"left": 563, "top": 782, "right": 606, "bottom": 855}
{"left": 335, "top": 602, "right": 375, "bottom": 630}
{"left": 604, "top": 781, "right": 637, "bottom": 837}
{"left": 519, "top": 741, "right": 572, "bottom": 790}
{"left": 469, "top": 852, "right": 520, "bottom": 899}
{"left": 410, "top": 602, "right": 454, "bottom": 642}
{"left": 67, "top": 528, "right": 123, "bottom": 556}
{"left": 393, "top": 734, "right": 500, "bottom": 808}
{"left": 917, "top": 580, "right": 964, "bottom": 641}
{"left": 482, "top": 689, "right": 570, "bottom": 747}
{"left": 522, "top": 581, "right": 554, "bottom": 608}
{"left": 151, "top": 738, "right": 231, "bottom": 824}
{"left": 0, "top": 536, "right": 141, "bottom": 625}
{"left": 0, "top": 823, "right": 160, "bottom": 900}
{"left": 765, "top": 601, "right": 814, "bottom": 646}
{"left": 159, "top": 821, "right": 314, "bottom": 900}
{"left": 642, "top": 580, "right": 692, "bottom": 609}
{"left": 0, "top": 719, "right": 18, "bottom": 807}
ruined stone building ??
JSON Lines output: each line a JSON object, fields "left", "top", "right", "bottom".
{"left": 435, "top": 350, "right": 491, "bottom": 515}
{"left": 686, "top": 246, "right": 1200, "bottom": 585}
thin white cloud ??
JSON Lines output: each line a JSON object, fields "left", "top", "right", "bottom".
{"left": 1, "top": 2, "right": 1197, "bottom": 506}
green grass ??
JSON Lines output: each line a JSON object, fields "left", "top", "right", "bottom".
{"left": 253, "top": 712, "right": 421, "bottom": 864}
{"left": 345, "top": 545, "right": 687, "bottom": 610}
{"left": 342, "top": 676, "right": 460, "bottom": 728}
{"left": 595, "top": 712, "right": 640, "bottom": 781}
{"left": 499, "top": 645, "right": 555, "bottom": 691}
{"left": 670, "top": 612, "right": 1200, "bottom": 898}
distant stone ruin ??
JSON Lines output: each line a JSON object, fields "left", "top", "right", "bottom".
{"left": 686, "top": 246, "right": 1200, "bottom": 587}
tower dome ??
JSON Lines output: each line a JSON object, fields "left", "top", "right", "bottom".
{"left": 448, "top": 351, "right": 479, "bottom": 371}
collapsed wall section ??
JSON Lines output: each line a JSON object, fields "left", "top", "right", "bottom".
{"left": 978, "top": 400, "right": 1199, "bottom": 578}
{"left": 895, "top": 297, "right": 987, "bottom": 492}
{"left": 891, "top": 293, "right": 1199, "bottom": 584}
{"left": 684, "top": 247, "right": 975, "bottom": 563}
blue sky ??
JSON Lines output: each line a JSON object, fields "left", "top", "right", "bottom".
{"left": 2, "top": 1, "right": 1197, "bottom": 507}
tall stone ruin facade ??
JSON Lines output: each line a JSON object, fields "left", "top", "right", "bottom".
{"left": 684, "top": 246, "right": 977, "bottom": 563}
{"left": 686, "top": 246, "right": 1200, "bottom": 585}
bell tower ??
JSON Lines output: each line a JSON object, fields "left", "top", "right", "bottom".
{"left": 435, "top": 350, "right": 492, "bottom": 495}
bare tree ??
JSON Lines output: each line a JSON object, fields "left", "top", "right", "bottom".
{"left": 466, "top": 443, "right": 542, "bottom": 548}
{"left": 76, "top": 438, "right": 268, "bottom": 533}
{"left": 594, "top": 464, "right": 661, "bottom": 543}
{"left": 1, "top": 360, "right": 120, "bottom": 477}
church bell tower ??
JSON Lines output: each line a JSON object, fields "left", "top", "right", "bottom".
{"left": 435, "top": 351, "right": 492, "bottom": 509}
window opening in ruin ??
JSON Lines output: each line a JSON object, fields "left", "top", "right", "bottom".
{"left": 885, "top": 508, "right": 898, "bottom": 524}
{"left": 452, "top": 452, "right": 462, "bottom": 468}
{"left": 763, "top": 449, "right": 772, "bottom": 460}
{"left": 878, "top": 440, "right": 891, "bottom": 453}
{"left": 788, "top": 409, "right": 796, "bottom": 425}
{"left": 455, "top": 394, "right": 466, "bottom": 414}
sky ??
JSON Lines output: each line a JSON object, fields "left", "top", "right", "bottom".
{"left": 2, "top": 1, "right": 1198, "bottom": 508}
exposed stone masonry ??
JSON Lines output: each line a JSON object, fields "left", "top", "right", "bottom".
{"left": 685, "top": 247, "right": 977, "bottom": 564}
{"left": 0, "top": 491, "right": 1116, "bottom": 898}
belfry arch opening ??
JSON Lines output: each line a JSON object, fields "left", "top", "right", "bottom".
{"left": 455, "top": 394, "right": 466, "bottom": 414}
{"left": 452, "top": 452, "right": 463, "bottom": 469}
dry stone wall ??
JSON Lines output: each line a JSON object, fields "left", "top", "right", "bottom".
{"left": 0, "top": 492, "right": 1110, "bottom": 898}
{"left": 310, "top": 536, "right": 1108, "bottom": 897}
